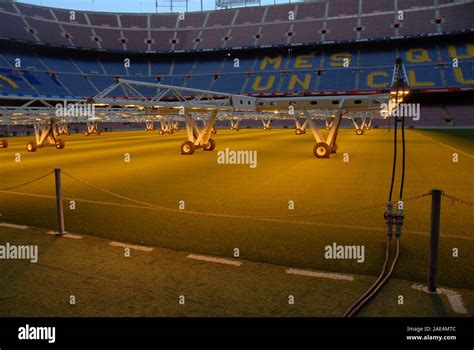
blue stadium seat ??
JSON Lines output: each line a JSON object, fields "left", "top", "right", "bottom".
{"left": 318, "top": 69, "right": 356, "bottom": 91}
{"left": 41, "top": 56, "right": 79, "bottom": 73}
{"left": 59, "top": 74, "right": 98, "bottom": 96}
{"left": 2, "top": 52, "right": 44, "bottom": 71}
{"left": 359, "top": 67, "right": 393, "bottom": 90}
{"left": 184, "top": 75, "right": 214, "bottom": 90}
{"left": 172, "top": 59, "right": 196, "bottom": 75}
{"left": 280, "top": 71, "right": 315, "bottom": 93}
{"left": 211, "top": 73, "right": 244, "bottom": 93}
{"left": 245, "top": 73, "right": 281, "bottom": 93}
{"left": 0, "top": 69, "right": 36, "bottom": 95}
{"left": 89, "top": 76, "right": 116, "bottom": 92}
{"left": 101, "top": 59, "right": 128, "bottom": 76}
{"left": 150, "top": 61, "right": 172, "bottom": 76}
{"left": 23, "top": 71, "right": 69, "bottom": 96}
{"left": 445, "top": 62, "right": 474, "bottom": 87}
{"left": 128, "top": 60, "right": 149, "bottom": 76}
{"left": 73, "top": 57, "right": 105, "bottom": 74}
{"left": 220, "top": 57, "right": 254, "bottom": 73}
{"left": 359, "top": 49, "right": 396, "bottom": 68}
{"left": 406, "top": 65, "right": 444, "bottom": 88}
{"left": 195, "top": 59, "right": 224, "bottom": 74}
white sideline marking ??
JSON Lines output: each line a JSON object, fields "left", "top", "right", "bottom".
{"left": 412, "top": 131, "right": 474, "bottom": 160}
{"left": 47, "top": 231, "right": 82, "bottom": 239}
{"left": 0, "top": 223, "right": 29, "bottom": 230}
{"left": 63, "top": 233, "right": 83, "bottom": 240}
{"left": 110, "top": 241, "right": 153, "bottom": 252}
{"left": 286, "top": 268, "right": 354, "bottom": 281}
{"left": 187, "top": 254, "right": 242, "bottom": 266}
{"left": 412, "top": 284, "right": 468, "bottom": 314}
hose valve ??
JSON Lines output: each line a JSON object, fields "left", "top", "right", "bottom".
{"left": 384, "top": 202, "right": 394, "bottom": 237}
{"left": 395, "top": 200, "right": 404, "bottom": 237}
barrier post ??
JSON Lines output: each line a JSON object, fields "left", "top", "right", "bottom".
{"left": 427, "top": 189, "right": 442, "bottom": 293}
{"left": 54, "top": 168, "right": 65, "bottom": 235}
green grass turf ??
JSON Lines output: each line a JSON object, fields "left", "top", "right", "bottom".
{"left": 412, "top": 129, "right": 474, "bottom": 155}
{"left": 0, "top": 128, "right": 473, "bottom": 293}
{"left": 0, "top": 226, "right": 472, "bottom": 316}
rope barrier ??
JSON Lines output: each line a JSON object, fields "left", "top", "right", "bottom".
{"left": 4, "top": 171, "right": 469, "bottom": 222}
{"left": 61, "top": 170, "right": 432, "bottom": 221}
{"left": 0, "top": 171, "right": 54, "bottom": 192}
{"left": 441, "top": 192, "right": 473, "bottom": 207}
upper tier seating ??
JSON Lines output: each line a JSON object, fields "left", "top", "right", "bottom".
{"left": 0, "top": 0, "right": 472, "bottom": 53}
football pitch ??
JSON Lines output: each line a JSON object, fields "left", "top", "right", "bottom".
{"left": 0, "top": 128, "right": 473, "bottom": 316}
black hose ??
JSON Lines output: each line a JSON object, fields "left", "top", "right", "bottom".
{"left": 388, "top": 105, "right": 398, "bottom": 202}
{"left": 399, "top": 99, "right": 406, "bottom": 201}
{"left": 344, "top": 236, "right": 392, "bottom": 317}
{"left": 344, "top": 108, "right": 400, "bottom": 317}
{"left": 344, "top": 61, "right": 407, "bottom": 317}
{"left": 388, "top": 85, "right": 398, "bottom": 202}
{"left": 346, "top": 238, "right": 400, "bottom": 317}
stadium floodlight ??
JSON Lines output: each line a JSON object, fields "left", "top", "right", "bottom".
{"left": 388, "top": 58, "right": 411, "bottom": 112}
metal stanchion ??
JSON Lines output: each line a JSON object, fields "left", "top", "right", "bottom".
{"left": 427, "top": 189, "right": 442, "bottom": 293}
{"left": 54, "top": 168, "right": 65, "bottom": 235}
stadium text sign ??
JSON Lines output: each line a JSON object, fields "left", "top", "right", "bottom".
{"left": 250, "top": 44, "right": 474, "bottom": 93}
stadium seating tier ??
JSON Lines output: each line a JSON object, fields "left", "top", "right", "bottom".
{"left": 0, "top": 0, "right": 472, "bottom": 53}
